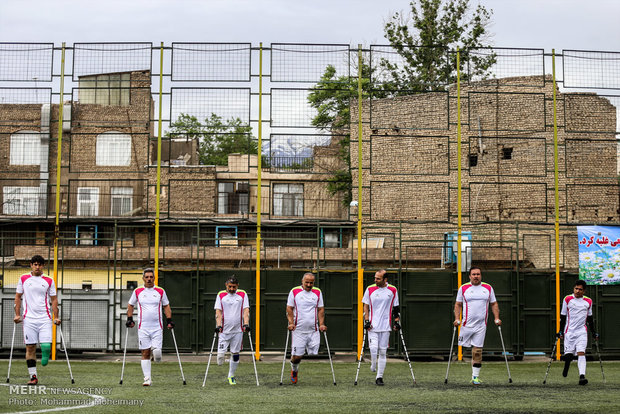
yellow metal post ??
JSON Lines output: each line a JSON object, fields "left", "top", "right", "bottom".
{"left": 154, "top": 42, "right": 164, "bottom": 285}
{"left": 52, "top": 43, "right": 66, "bottom": 361}
{"left": 552, "top": 49, "right": 561, "bottom": 360}
{"left": 356, "top": 45, "right": 364, "bottom": 360}
{"left": 255, "top": 43, "right": 263, "bottom": 361}
{"left": 456, "top": 49, "right": 463, "bottom": 361}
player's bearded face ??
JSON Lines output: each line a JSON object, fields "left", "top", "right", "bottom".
{"left": 302, "top": 276, "right": 315, "bottom": 291}
{"left": 30, "top": 262, "right": 44, "bottom": 276}
{"left": 143, "top": 273, "right": 155, "bottom": 287}
{"left": 226, "top": 283, "right": 238, "bottom": 294}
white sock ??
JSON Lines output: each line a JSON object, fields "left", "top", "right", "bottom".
{"left": 578, "top": 355, "right": 586, "bottom": 376}
{"left": 472, "top": 366, "right": 481, "bottom": 377}
{"left": 290, "top": 362, "right": 300, "bottom": 372}
{"left": 28, "top": 367, "right": 37, "bottom": 377}
{"left": 377, "top": 349, "right": 387, "bottom": 378}
{"left": 370, "top": 351, "right": 377, "bottom": 371}
{"left": 141, "top": 360, "right": 151, "bottom": 379}
{"left": 228, "top": 359, "right": 239, "bottom": 378}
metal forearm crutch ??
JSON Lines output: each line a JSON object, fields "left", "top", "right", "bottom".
{"left": 279, "top": 329, "right": 290, "bottom": 386}
{"left": 543, "top": 338, "right": 558, "bottom": 385}
{"left": 170, "top": 328, "right": 186, "bottom": 385}
{"left": 6, "top": 322, "right": 16, "bottom": 383}
{"left": 397, "top": 315, "right": 416, "bottom": 385}
{"left": 594, "top": 337, "right": 606, "bottom": 383}
{"left": 247, "top": 331, "right": 260, "bottom": 386}
{"left": 58, "top": 326, "right": 75, "bottom": 384}
{"left": 497, "top": 325, "right": 512, "bottom": 383}
{"left": 354, "top": 328, "right": 367, "bottom": 385}
{"left": 444, "top": 326, "right": 457, "bottom": 384}
{"left": 119, "top": 327, "right": 129, "bottom": 385}
{"left": 323, "top": 331, "right": 336, "bottom": 385}
{"left": 202, "top": 331, "right": 218, "bottom": 387}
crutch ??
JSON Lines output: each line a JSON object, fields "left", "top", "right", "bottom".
{"left": 170, "top": 328, "right": 186, "bottom": 385}
{"left": 279, "top": 329, "right": 290, "bottom": 386}
{"left": 247, "top": 331, "right": 260, "bottom": 386}
{"left": 323, "top": 331, "right": 336, "bottom": 385}
{"left": 119, "top": 327, "right": 129, "bottom": 385}
{"left": 594, "top": 337, "right": 606, "bottom": 383}
{"left": 444, "top": 325, "right": 457, "bottom": 384}
{"left": 397, "top": 316, "right": 416, "bottom": 385}
{"left": 202, "top": 331, "right": 218, "bottom": 387}
{"left": 354, "top": 328, "right": 367, "bottom": 385}
{"left": 497, "top": 326, "right": 513, "bottom": 383}
{"left": 542, "top": 337, "right": 558, "bottom": 384}
{"left": 6, "top": 322, "right": 16, "bottom": 383}
{"left": 58, "top": 326, "right": 75, "bottom": 384}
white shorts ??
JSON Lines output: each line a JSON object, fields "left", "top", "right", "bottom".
{"left": 291, "top": 330, "right": 320, "bottom": 356}
{"left": 218, "top": 332, "right": 243, "bottom": 354}
{"left": 564, "top": 332, "right": 588, "bottom": 355}
{"left": 138, "top": 327, "right": 163, "bottom": 350}
{"left": 458, "top": 325, "right": 486, "bottom": 348}
{"left": 367, "top": 330, "right": 390, "bottom": 352}
{"left": 23, "top": 318, "right": 52, "bottom": 345}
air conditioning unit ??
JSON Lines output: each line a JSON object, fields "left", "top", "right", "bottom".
{"left": 442, "top": 231, "right": 472, "bottom": 272}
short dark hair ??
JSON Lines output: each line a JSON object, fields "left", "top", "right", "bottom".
{"left": 469, "top": 266, "right": 482, "bottom": 275}
{"left": 30, "top": 255, "right": 45, "bottom": 265}
{"left": 377, "top": 269, "right": 388, "bottom": 280}
{"left": 575, "top": 279, "right": 587, "bottom": 289}
{"left": 143, "top": 268, "right": 155, "bottom": 277}
{"left": 226, "top": 275, "right": 239, "bottom": 285}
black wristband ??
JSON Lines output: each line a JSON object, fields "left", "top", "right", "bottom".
{"left": 127, "top": 316, "right": 133, "bottom": 322}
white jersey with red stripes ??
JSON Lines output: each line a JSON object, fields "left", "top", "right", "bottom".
{"left": 456, "top": 282, "right": 496, "bottom": 329}
{"left": 128, "top": 286, "right": 169, "bottom": 330}
{"left": 561, "top": 294, "right": 593, "bottom": 336}
{"left": 362, "top": 284, "right": 399, "bottom": 332}
{"left": 214, "top": 290, "right": 250, "bottom": 334}
{"left": 16, "top": 273, "right": 56, "bottom": 320}
{"left": 287, "top": 287, "right": 324, "bottom": 333}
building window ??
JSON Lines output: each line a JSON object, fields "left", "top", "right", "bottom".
{"left": 217, "top": 182, "right": 249, "bottom": 214}
{"left": 468, "top": 154, "right": 478, "bottom": 167}
{"left": 10, "top": 131, "right": 41, "bottom": 165}
{"left": 111, "top": 187, "right": 133, "bottom": 216}
{"left": 77, "top": 187, "right": 99, "bottom": 216}
{"left": 79, "top": 73, "right": 130, "bottom": 106}
{"left": 2, "top": 187, "right": 40, "bottom": 215}
{"left": 273, "top": 183, "right": 303, "bottom": 216}
{"left": 502, "top": 147, "right": 513, "bottom": 160}
{"left": 96, "top": 132, "right": 131, "bottom": 166}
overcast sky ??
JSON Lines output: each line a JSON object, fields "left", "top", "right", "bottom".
{"left": 1, "top": 0, "right": 619, "bottom": 51}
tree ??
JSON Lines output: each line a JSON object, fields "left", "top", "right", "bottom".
{"left": 167, "top": 113, "right": 257, "bottom": 166}
{"left": 382, "top": 0, "right": 495, "bottom": 91}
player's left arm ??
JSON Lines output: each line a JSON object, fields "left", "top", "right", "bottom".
{"left": 163, "top": 304, "right": 174, "bottom": 329}
{"left": 490, "top": 301, "right": 501, "bottom": 326}
{"left": 318, "top": 306, "right": 326, "bottom": 331}
{"left": 50, "top": 295, "right": 61, "bottom": 325}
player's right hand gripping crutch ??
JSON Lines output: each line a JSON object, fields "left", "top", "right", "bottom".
{"left": 396, "top": 315, "right": 416, "bottom": 385}
{"left": 354, "top": 322, "right": 368, "bottom": 386}
{"left": 279, "top": 328, "right": 290, "bottom": 386}
{"left": 202, "top": 330, "right": 219, "bottom": 387}
{"left": 444, "top": 325, "right": 457, "bottom": 384}
{"left": 542, "top": 336, "right": 559, "bottom": 385}
{"left": 6, "top": 320, "right": 16, "bottom": 383}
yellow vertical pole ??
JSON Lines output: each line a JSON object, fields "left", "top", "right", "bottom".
{"left": 255, "top": 42, "right": 263, "bottom": 361}
{"left": 154, "top": 42, "right": 164, "bottom": 285}
{"left": 52, "top": 42, "right": 66, "bottom": 361}
{"left": 456, "top": 49, "right": 463, "bottom": 361}
{"left": 356, "top": 45, "right": 364, "bottom": 360}
{"left": 552, "top": 49, "right": 561, "bottom": 360}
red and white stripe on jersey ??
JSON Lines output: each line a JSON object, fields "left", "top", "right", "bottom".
{"left": 287, "top": 287, "right": 323, "bottom": 332}
{"left": 456, "top": 282, "right": 496, "bottom": 328}
{"left": 214, "top": 289, "right": 250, "bottom": 334}
{"left": 561, "top": 294, "right": 593, "bottom": 335}
{"left": 362, "top": 284, "right": 399, "bottom": 332}
{"left": 128, "top": 286, "right": 169, "bottom": 329}
{"left": 17, "top": 273, "right": 55, "bottom": 320}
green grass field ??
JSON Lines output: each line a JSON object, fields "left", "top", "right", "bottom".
{"left": 0, "top": 358, "right": 619, "bottom": 413}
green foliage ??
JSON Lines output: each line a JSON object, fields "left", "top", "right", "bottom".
{"left": 167, "top": 113, "right": 257, "bottom": 166}
{"left": 382, "top": 0, "right": 495, "bottom": 91}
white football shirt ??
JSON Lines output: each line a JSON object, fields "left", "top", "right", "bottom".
{"left": 214, "top": 289, "right": 250, "bottom": 334}
{"left": 128, "top": 286, "right": 170, "bottom": 330}
{"left": 561, "top": 294, "right": 593, "bottom": 336}
{"left": 16, "top": 273, "right": 56, "bottom": 320}
{"left": 456, "top": 282, "right": 497, "bottom": 329}
{"left": 287, "top": 287, "right": 324, "bottom": 333}
{"left": 362, "top": 284, "right": 399, "bottom": 332}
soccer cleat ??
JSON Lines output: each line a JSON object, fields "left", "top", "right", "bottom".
{"left": 290, "top": 370, "right": 298, "bottom": 384}
{"left": 27, "top": 375, "right": 38, "bottom": 386}
{"left": 375, "top": 377, "right": 384, "bottom": 386}
{"left": 471, "top": 376, "right": 482, "bottom": 385}
{"left": 579, "top": 375, "right": 588, "bottom": 386}
{"left": 142, "top": 377, "right": 152, "bottom": 386}
{"left": 227, "top": 376, "right": 237, "bottom": 385}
